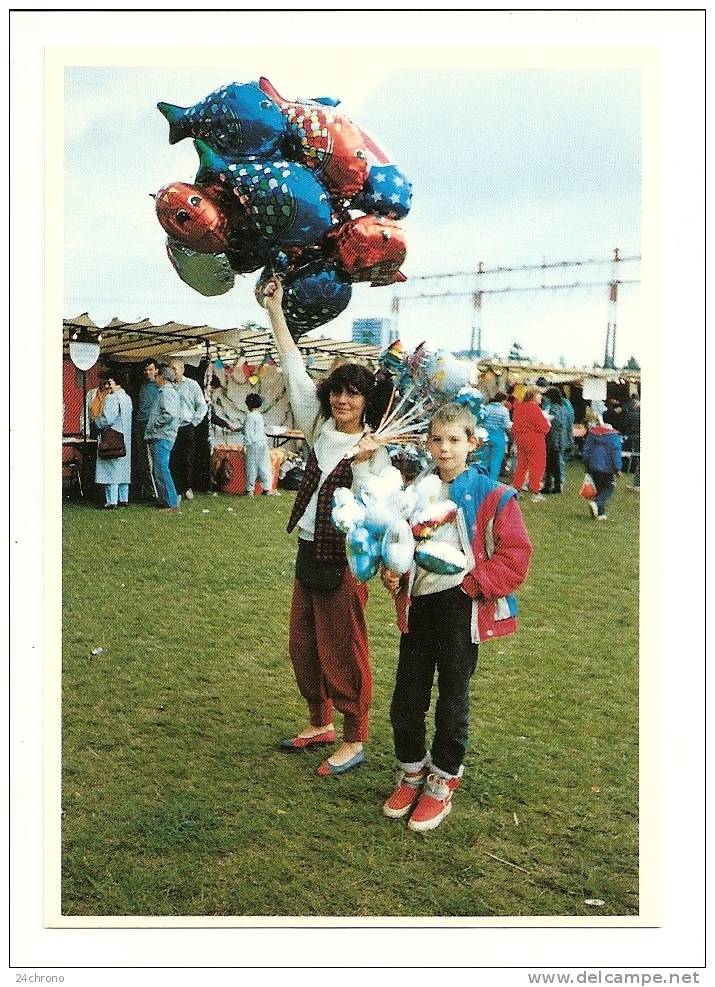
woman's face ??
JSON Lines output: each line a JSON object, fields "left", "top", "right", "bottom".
{"left": 330, "top": 385, "right": 366, "bottom": 434}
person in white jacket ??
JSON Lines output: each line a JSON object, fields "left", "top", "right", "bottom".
{"left": 259, "top": 276, "right": 392, "bottom": 779}
{"left": 243, "top": 393, "right": 275, "bottom": 495}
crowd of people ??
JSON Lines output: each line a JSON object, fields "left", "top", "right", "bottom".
{"left": 86, "top": 357, "right": 276, "bottom": 511}
{"left": 479, "top": 385, "right": 640, "bottom": 522}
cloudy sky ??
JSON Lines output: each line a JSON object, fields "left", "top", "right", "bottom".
{"left": 64, "top": 55, "right": 641, "bottom": 367}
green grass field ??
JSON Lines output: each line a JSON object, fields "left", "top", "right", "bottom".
{"left": 61, "top": 466, "right": 639, "bottom": 917}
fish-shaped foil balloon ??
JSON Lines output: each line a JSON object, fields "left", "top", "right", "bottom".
{"left": 414, "top": 541, "right": 469, "bottom": 576}
{"left": 346, "top": 526, "right": 382, "bottom": 583}
{"left": 332, "top": 215, "right": 407, "bottom": 286}
{"left": 194, "top": 140, "right": 335, "bottom": 250}
{"left": 255, "top": 261, "right": 352, "bottom": 339}
{"left": 154, "top": 182, "right": 232, "bottom": 253}
{"left": 258, "top": 77, "right": 369, "bottom": 200}
{"left": 157, "top": 81, "right": 287, "bottom": 158}
{"left": 411, "top": 500, "right": 459, "bottom": 540}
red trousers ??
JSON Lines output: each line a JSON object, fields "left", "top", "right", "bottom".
{"left": 512, "top": 438, "right": 546, "bottom": 493}
{"left": 288, "top": 571, "right": 371, "bottom": 742}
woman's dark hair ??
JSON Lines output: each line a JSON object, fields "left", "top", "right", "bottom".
{"left": 315, "top": 363, "right": 391, "bottom": 429}
{"left": 545, "top": 387, "right": 563, "bottom": 404}
{"left": 245, "top": 392, "right": 263, "bottom": 410}
{"left": 210, "top": 374, "right": 221, "bottom": 390}
{"left": 492, "top": 391, "right": 507, "bottom": 403}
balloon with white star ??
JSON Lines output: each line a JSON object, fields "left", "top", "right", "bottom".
{"left": 351, "top": 163, "right": 413, "bottom": 220}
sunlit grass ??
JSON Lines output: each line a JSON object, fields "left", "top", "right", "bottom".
{"left": 62, "top": 467, "right": 639, "bottom": 916}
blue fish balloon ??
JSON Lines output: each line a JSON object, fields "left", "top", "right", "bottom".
{"left": 351, "top": 163, "right": 412, "bottom": 220}
{"left": 194, "top": 140, "right": 335, "bottom": 250}
{"left": 256, "top": 261, "right": 352, "bottom": 339}
{"left": 157, "top": 81, "right": 287, "bottom": 158}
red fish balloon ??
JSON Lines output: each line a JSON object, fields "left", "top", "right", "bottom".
{"left": 154, "top": 182, "right": 232, "bottom": 254}
{"left": 258, "top": 77, "right": 369, "bottom": 200}
{"left": 332, "top": 215, "right": 407, "bottom": 286}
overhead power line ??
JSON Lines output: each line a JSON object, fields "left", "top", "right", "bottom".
{"left": 408, "top": 254, "right": 641, "bottom": 282}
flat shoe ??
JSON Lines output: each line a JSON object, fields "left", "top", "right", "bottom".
{"left": 279, "top": 729, "right": 336, "bottom": 751}
{"left": 316, "top": 750, "right": 365, "bottom": 776}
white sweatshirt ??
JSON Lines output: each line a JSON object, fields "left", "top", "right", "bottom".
{"left": 280, "top": 348, "right": 390, "bottom": 541}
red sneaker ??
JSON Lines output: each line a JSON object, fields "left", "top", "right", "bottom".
{"left": 383, "top": 769, "right": 427, "bottom": 819}
{"left": 408, "top": 773, "right": 461, "bottom": 832}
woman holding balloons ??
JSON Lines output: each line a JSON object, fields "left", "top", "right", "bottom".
{"left": 258, "top": 276, "right": 392, "bottom": 778}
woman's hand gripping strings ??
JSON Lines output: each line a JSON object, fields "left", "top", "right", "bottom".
{"left": 379, "top": 564, "right": 401, "bottom": 598}
{"left": 256, "top": 276, "right": 297, "bottom": 357}
{"left": 352, "top": 431, "right": 382, "bottom": 463}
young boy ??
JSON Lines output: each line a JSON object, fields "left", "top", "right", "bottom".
{"left": 581, "top": 416, "right": 623, "bottom": 520}
{"left": 243, "top": 393, "right": 277, "bottom": 496}
{"left": 380, "top": 403, "right": 533, "bottom": 832}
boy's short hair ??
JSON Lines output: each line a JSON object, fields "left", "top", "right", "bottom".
{"left": 428, "top": 402, "right": 478, "bottom": 439}
{"left": 245, "top": 393, "right": 263, "bottom": 410}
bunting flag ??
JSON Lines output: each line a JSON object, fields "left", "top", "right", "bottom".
{"left": 224, "top": 366, "right": 235, "bottom": 379}
{"left": 242, "top": 363, "right": 257, "bottom": 382}
{"left": 214, "top": 356, "right": 225, "bottom": 369}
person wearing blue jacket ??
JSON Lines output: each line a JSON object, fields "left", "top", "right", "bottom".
{"left": 582, "top": 419, "right": 623, "bottom": 521}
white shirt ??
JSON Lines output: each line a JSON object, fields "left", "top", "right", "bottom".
{"left": 279, "top": 349, "right": 390, "bottom": 541}
{"left": 243, "top": 408, "right": 268, "bottom": 448}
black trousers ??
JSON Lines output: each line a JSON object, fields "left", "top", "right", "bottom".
{"left": 543, "top": 444, "right": 562, "bottom": 492}
{"left": 390, "top": 587, "right": 479, "bottom": 777}
{"left": 169, "top": 424, "right": 195, "bottom": 496}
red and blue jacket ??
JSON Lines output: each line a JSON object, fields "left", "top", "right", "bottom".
{"left": 582, "top": 425, "right": 623, "bottom": 474}
{"left": 395, "top": 466, "right": 533, "bottom": 644}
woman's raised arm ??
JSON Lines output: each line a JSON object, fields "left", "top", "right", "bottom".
{"left": 258, "top": 277, "right": 298, "bottom": 361}
{"left": 256, "top": 276, "right": 321, "bottom": 441}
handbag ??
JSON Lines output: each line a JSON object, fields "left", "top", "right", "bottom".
{"left": 295, "top": 538, "right": 346, "bottom": 592}
{"left": 97, "top": 427, "right": 126, "bottom": 460}
{"left": 579, "top": 473, "right": 597, "bottom": 500}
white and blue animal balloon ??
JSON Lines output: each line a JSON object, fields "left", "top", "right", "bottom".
{"left": 332, "top": 471, "right": 469, "bottom": 581}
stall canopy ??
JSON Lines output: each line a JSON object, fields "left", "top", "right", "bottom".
{"left": 63, "top": 313, "right": 641, "bottom": 387}
{"left": 63, "top": 313, "right": 382, "bottom": 373}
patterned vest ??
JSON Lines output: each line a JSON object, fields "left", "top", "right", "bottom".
{"left": 287, "top": 449, "right": 354, "bottom": 561}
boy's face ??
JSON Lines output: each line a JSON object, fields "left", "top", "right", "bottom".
{"left": 427, "top": 422, "right": 477, "bottom": 482}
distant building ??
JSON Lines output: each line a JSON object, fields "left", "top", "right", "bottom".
{"left": 352, "top": 317, "right": 396, "bottom": 348}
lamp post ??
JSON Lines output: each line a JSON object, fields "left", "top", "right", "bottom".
{"left": 68, "top": 331, "right": 101, "bottom": 441}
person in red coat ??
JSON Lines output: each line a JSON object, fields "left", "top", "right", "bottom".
{"left": 511, "top": 387, "right": 551, "bottom": 501}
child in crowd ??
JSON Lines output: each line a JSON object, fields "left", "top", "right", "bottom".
{"left": 380, "top": 404, "right": 533, "bottom": 832}
{"left": 582, "top": 416, "right": 623, "bottom": 521}
{"left": 243, "top": 393, "right": 276, "bottom": 496}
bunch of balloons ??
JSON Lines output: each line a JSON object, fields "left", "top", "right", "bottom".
{"left": 372, "top": 339, "right": 488, "bottom": 444}
{"left": 332, "top": 471, "right": 469, "bottom": 583}
{"left": 153, "top": 78, "right": 412, "bottom": 337}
